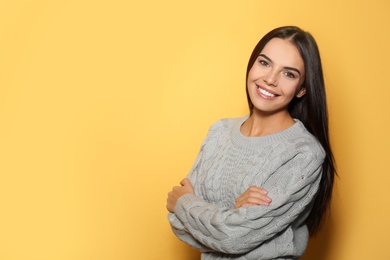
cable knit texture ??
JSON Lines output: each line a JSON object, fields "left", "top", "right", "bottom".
{"left": 168, "top": 116, "right": 325, "bottom": 259}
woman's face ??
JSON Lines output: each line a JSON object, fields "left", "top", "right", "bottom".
{"left": 247, "top": 37, "right": 306, "bottom": 115}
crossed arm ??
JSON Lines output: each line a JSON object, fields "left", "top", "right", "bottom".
{"left": 166, "top": 178, "right": 273, "bottom": 253}
{"left": 166, "top": 157, "right": 322, "bottom": 254}
{"left": 166, "top": 178, "right": 272, "bottom": 213}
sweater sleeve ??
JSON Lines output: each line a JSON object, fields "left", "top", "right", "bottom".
{"left": 168, "top": 213, "right": 217, "bottom": 252}
{"left": 167, "top": 120, "right": 225, "bottom": 252}
{"left": 172, "top": 151, "right": 324, "bottom": 254}
{"left": 167, "top": 148, "right": 214, "bottom": 252}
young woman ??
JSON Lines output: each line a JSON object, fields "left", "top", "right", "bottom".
{"left": 166, "top": 26, "right": 336, "bottom": 259}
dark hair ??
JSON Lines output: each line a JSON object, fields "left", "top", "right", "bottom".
{"left": 246, "top": 26, "right": 336, "bottom": 236}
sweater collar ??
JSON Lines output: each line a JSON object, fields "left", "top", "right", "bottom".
{"left": 230, "top": 116, "right": 306, "bottom": 148}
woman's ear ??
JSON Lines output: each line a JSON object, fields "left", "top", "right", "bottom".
{"left": 296, "top": 88, "right": 306, "bottom": 98}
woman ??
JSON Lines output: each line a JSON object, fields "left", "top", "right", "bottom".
{"left": 166, "top": 26, "right": 336, "bottom": 259}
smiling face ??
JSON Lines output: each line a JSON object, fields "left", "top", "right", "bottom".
{"left": 247, "top": 37, "right": 306, "bottom": 116}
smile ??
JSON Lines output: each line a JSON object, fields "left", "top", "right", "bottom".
{"left": 258, "top": 87, "right": 277, "bottom": 97}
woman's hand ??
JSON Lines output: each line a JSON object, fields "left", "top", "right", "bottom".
{"left": 166, "top": 178, "right": 194, "bottom": 213}
{"left": 235, "top": 186, "right": 272, "bottom": 208}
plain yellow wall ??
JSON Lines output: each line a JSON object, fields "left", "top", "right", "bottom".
{"left": 1, "top": 0, "right": 389, "bottom": 259}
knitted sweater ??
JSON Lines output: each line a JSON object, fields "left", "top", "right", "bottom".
{"left": 168, "top": 116, "right": 325, "bottom": 259}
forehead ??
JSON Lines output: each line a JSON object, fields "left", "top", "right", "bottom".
{"left": 261, "top": 38, "right": 304, "bottom": 69}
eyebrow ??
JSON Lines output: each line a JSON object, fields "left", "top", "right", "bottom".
{"left": 259, "top": 54, "right": 302, "bottom": 76}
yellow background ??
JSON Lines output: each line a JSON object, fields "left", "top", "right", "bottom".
{"left": 0, "top": 0, "right": 389, "bottom": 259}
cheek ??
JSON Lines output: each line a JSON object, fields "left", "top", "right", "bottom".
{"left": 293, "top": 84, "right": 302, "bottom": 95}
{"left": 281, "top": 80, "right": 302, "bottom": 96}
{"left": 247, "top": 65, "right": 264, "bottom": 81}
{"left": 247, "top": 69, "right": 255, "bottom": 82}
{"left": 246, "top": 69, "right": 256, "bottom": 88}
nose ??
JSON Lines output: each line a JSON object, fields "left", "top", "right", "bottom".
{"left": 264, "top": 70, "right": 278, "bottom": 87}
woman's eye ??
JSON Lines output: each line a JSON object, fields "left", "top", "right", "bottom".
{"left": 284, "top": 71, "right": 296, "bottom": 79}
{"left": 259, "top": 60, "right": 269, "bottom": 66}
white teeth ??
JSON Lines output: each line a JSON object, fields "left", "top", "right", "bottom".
{"left": 259, "top": 88, "right": 276, "bottom": 97}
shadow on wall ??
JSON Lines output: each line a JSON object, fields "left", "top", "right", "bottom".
{"left": 301, "top": 217, "right": 335, "bottom": 260}
{"left": 182, "top": 248, "right": 201, "bottom": 259}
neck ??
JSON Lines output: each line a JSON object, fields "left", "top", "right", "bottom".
{"left": 241, "top": 109, "right": 295, "bottom": 137}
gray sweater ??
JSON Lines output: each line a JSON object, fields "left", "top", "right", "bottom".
{"left": 168, "top": 116, "right": 325, "bottom": 259}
